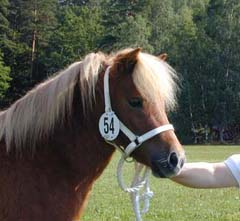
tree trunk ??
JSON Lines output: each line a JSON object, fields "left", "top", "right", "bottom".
{"left": 31, "top": 7, "right": 37, "bottom": 79}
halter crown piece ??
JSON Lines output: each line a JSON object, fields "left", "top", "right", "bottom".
{"left": 98, "top": 66, "right": 174, "bottom": 221}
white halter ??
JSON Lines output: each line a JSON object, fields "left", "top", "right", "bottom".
{"left": 100, "top": 66, "right": 174, "bottom": 157}
{"left": 98, "top": 66, "right": 174, "bottom": 221}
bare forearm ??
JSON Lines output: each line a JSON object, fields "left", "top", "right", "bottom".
{"left": 171, "top": 162, "right": 238, "bottom": 188}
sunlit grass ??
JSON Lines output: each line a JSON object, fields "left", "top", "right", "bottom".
{"left": 82, "top": 145, "right": 240, "bottom": 221}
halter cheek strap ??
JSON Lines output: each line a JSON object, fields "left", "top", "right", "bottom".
{"left": 100, "top": 66, "right": 174, "bottom": 158}
{"left": 103, "top": 66, "right": 112, "bottom": 112}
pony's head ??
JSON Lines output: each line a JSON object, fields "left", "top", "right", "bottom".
{"left": 0, "top": 47, "right": 184, "bottom": 178}
{"left": 100, "top": 48, "right": 185, "bottom": 178}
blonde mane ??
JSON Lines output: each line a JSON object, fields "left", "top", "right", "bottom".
{"left": 133, "top": 52, "right": 178, "bottom": 111}
{"left": 0, "top": 49, "right": 178, "bottom": 152}
{"left": 0, "top": 52, "right": 107, "bottom": 152}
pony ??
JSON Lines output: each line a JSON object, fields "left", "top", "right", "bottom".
{"left": 0, "top": 48, "right": 185, "bottom": 221}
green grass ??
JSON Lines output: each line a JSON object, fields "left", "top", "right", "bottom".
{"left": 82, "top": 146, "right": 240, "bottom": 221}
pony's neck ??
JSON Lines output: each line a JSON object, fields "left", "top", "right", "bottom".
{"left": 50, "top": 85, "right": 115, "bottom": 186}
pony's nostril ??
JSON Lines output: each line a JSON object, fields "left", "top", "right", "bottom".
{"left": 168, "top": 152, "right": 178, "bottom": 168}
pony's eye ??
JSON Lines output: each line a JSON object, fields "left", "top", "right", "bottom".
{"left": 128, "top": 98, "right": 143, "bottom": 109}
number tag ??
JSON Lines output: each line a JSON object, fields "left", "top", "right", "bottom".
{"left": 99, "top": 112, "right": 120, "bottom": 141}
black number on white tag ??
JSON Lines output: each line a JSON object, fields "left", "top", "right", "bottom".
{"left": 99, "top": 112, "right": 120, "bottom": 141}
{"left": 104, "top": 117, "right": 115, "bottom": 134}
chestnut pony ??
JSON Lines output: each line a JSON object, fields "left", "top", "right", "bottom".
{"left": 0, "top": 48, "right": 185, "bottom": 221}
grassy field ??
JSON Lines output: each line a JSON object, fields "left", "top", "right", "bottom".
{"left": 82, "top": 146, "right": 240, "bottom": 221}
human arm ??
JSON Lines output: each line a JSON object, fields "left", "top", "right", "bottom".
{"left": 171, "top": 154, "right": 240, "bottom": 188}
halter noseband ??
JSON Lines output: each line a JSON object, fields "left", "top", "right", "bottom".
{"left": 99, "top": 66, "right": 174, "bottom": 158}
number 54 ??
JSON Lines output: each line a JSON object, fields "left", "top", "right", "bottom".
{"left": 104, "top": 117, "right": 115, "bottom": 134}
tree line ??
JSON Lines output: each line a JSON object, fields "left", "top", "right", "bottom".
{"left": 0, "top": 0, "right": 240, "bottom": 144}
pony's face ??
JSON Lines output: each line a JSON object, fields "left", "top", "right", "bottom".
{"left": 110, "top": 49, "right": 185, "bottom": 178}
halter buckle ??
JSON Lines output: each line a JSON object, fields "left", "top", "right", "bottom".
{"left": 133, "top": 136, "right": 141, "bottom": 147}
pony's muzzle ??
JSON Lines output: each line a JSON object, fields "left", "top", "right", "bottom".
{"left": 151, "top": 151, "right": 185, "bottom": 178}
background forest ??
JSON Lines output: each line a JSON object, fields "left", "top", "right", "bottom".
{"left": 0, "top": 0, "right": 240, "bottom": 144}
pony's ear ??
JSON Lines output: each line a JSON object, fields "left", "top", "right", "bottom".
{"left": 115, "top": 48, "right": 142, "bottom": 74}
{"left": 158, "top": 53, "right": 167, "bottom": 61}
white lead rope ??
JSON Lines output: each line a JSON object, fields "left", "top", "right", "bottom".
{"left": 99, "top": 66, "right": 174, "bottom": 221}
{"left": 117, "top": 156, "right": 153, "bottom": 221}
{"left": 131, "top": 163, "right": 153, "bottom": 216}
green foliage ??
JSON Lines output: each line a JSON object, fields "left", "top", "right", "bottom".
{"left": 99, "top": 0, "right": 150, "bottom": 51}
{"left": 148, "top": 0, "right": 176, "bottom": 54}
{"left": 0, "top": 51, "right": 11, "bottom": 99}
{"left": 45, "top": 5, "right": 104, "bottom": 71}
{"left": 0, "top": 0, "right": 10, "bottom": 46}
{"left": 2, "top": 0, "right": 58, "bottom": 102}
{"left": 205, "top": 0, "right": 240, "bottom": 125}
{"left": 111, "top": 14, "right": 152, "bottom": 51}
